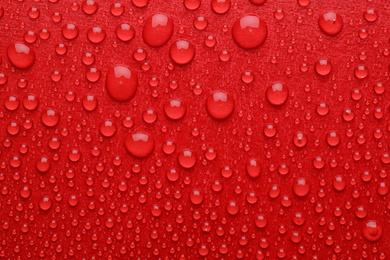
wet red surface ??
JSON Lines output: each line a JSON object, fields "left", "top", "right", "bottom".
{"left": 0, "top": 0, "right": 389, "bottom": 259}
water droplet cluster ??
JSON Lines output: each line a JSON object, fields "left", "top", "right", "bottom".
{"left": 0, "top": 0, "right": 389, "bottom": 259}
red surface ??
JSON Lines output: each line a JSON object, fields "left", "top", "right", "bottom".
{"left": 0, "top": 0, "right": 389, "bottom": 259}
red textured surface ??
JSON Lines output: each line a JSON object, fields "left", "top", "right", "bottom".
{"left": 0, "top": 0, "right": 389, "bottom": 259}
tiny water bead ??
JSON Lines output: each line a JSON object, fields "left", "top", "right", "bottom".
{"left": 318, "top": 12, "right": 343, "bottom": 36}
{"left": 106, "top": 65, "right": 138, "bottom": 101}
{"left": 266, "top": 83, "right": 288, "bottom": 106}
{"left": 164, "top": 99, "right": 186, "bottom": 120}
{"left": 124, "top": 132, "right": 155, "bottom": 158}
{"left": 232, "top": 15, "right": 267, "bottom": 49}
{"left": 169, "top": 40, "right": 195, "bottom": 65}
{"left": 206, "top": 91, "right": 235, "bottom": 120}
{"left": 143, "top": 14, "right": 174, "bottom": 47}
{"left": 7, "top": 43, "right": 35, "bottom": 69}
{"left": 362, "top": 220, "right": 382, "bottom": 242}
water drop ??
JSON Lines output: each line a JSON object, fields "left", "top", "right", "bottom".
{"left": 318, "top": 12, "right": 343, "bottom": 36}
{"left": 164, "top": 99, "right": 186, "bottom": 120}
{"left": 7, "top": 43, "right": 35, "bottom": 69}
{"left": 184, "top": 0, "right": 201, "bottom": 10}
{"left": 315, "top": 59, "right": 332, "bottom": 76}
{"left": 169, "top": 40, "right": 195, "bottom": 65}
{"left": 211, "top": 0, "right": 231, "bottom": 15}
{"left": 62, "top": 23, "right": 79, "bottom": 40}
{"left": 82, "top": 0, "right": 98, "bottom": 15}
{"left": 41, "top": 109, "right": 60, "bottom": 127}
{"left": 246, "top": 158, "right": 261, "bottom": 178}
{"left": 266, "top": 83, "right": 288, "bottom": 106}
{"left": 106, "top": 65, "right": 138, "bottom": 101}
{"left": 178, "top": 149, "right": 197, "bottom": 169}
{"left": 232, "top": 15, "right": 267, "bottom": 49}
{"left": 87, "top": 26, "right": 105, "bottom": 44}
{"left": 116, "top": 24, "right": 135, "bottom": 42}
{"left": 190, "top": 189, "right": 203, "bottom": 205}
{"left": 362, "top": 220, "right": 382, "bottom": 242}
{"left": 124, "top": 132, "right": 155, "bottom": 158}
{"left": 206, "top": 91, "right": 234, "bottom": 120}
{"left": 293, "top": 177, "right": 310, "bottom": 197}
{"left": 143, "top": 14, "right": 174, "bottom": 47}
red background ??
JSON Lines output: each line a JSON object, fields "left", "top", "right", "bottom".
{"left": 0, "top": 0, "right": 389, "bottom": 259}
